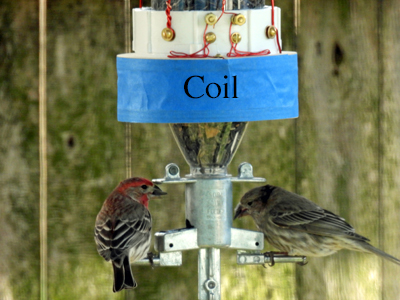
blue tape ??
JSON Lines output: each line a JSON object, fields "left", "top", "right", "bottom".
{"left": 117, "top": 54, "right": 298, "bottom": 123}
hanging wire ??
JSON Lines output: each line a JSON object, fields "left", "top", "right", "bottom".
{"left": 124, "top": 0, "right": 133, "bottom": 178}
{"left": 270, "top": 0, "right": 281, "bottom": 53}
{"left": 39, "top": 0, "right": 48, "bottom": 299}
{"left": 165, "top": 0, "right": 173, "bottom": 30}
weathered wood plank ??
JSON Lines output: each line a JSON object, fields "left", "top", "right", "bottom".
{"left": 381, "top": 0, "right": 400, "bottom": 299}
{"left": 45, "top": 1, "right": 126, "bottom": 299}
{"left": 0, "top": 1, "right": 41, "bottom": 299}
{"left": 296, "top": 0, "right": 383, "bottom": 299}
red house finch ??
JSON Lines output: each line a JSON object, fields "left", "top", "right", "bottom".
{"left": 94, "top": 177, "right": 167, "bottom": 292}
{"left": 234, "top": 184, "right": 400, "bottom": 265}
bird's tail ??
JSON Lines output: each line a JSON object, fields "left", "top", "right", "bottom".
{"left": 360, "top": 242, "right": 400, "bottom": 265}
{"left": 112, "top": 256, "right": 137, "bottom": 292}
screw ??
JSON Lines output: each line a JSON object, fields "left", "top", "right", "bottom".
{"left": 205, "top": 279, "right": 217, "bottom": 291}
{"left": 230, "top": 32, "right": 242, "bottom": 44}
{"left": 205, "top": 32, "right": 216, "bottom": 44}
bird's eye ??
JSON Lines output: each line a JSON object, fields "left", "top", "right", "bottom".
{"left": 141, "top": 184, "right": 148, "bottom": 190}
{"left": 247, "top": 201, "right": 253, "bottom": 206}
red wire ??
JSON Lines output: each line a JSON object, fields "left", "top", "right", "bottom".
{"left": 271, "top": 0, "right": 275, "bottom": 25}
{"left": 227, "top": 22, "right": 271, "bottom": 57}
{"left": 275, "top": 30, "right": 282, "bottom": 53}
{"left": 271, "top": 0, "right": 282, "bottom": 53}
{"left": 139, "top": 0, "right": 142, "bottom": 8}
{"left": 166, "top": 0, "right": 172, "bottom": 29}
{"left": 168, "top": 25, "right": 211, "bottom": 58}
{"left": 215, "top": 0, "right": 236, "bottom": 27}
{"left": 167, "top": 1, "right": 279, "bottom": 58}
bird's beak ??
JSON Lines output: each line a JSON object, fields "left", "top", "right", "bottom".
{"left": 150, "top": 185, "right": 167, "bottom": 197}
{"left": 234, "top": 203, "right": 249, "bottom": 220}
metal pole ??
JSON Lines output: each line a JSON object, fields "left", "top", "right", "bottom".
{"left": 199, "top": 248, "right": 220, "bottom": 300}
{"left": 186, "top": 178, "right": 231, "bottom": 300}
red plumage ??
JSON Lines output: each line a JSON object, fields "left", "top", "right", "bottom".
{"left": 94, "top": 177, "right": 166, "bottom": 292}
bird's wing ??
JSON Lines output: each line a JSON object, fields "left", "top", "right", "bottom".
{"left": 268, "top": 193, "right": 326, "bottom": 226}
{"left": 270, "top": 199, "right": 369, "bottom": 242}
{"left": 271, "top": 209, "right": 325, "bottom": 227}
{"left": 94, "top": 201, "right": 152, "bottom": 264}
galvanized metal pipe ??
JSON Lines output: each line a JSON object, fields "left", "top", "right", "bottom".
{"left": 186, "top": 178, "right": 232, "bottom": 248}
{"left": 199, "top": 248, "right": 220, "bottom": 300}
{"left": 186, "top": 178, "right": 230, "bottom": 300}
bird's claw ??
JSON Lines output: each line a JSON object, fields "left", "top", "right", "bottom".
{"left": 147, "top": 252, "right": 155, "bottom": 268}
{"left": 262, "top": 251, "right": 290, "bottom": 267}
{"left": 297, "top": 258, "right": 308, "bottom": 266}
{"left": 263, "top": 251, "right": 277, "bottom": 267}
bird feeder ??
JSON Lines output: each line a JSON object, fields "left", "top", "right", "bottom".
{"left": 117, "top": 0, "right": 304, "bottom": 299}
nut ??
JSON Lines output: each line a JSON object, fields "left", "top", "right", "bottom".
{"left": 231, "top": 14, "right": 246, "bottom": 26}
{"left": 205, "top": 13, "right": 217, "bottom": 25}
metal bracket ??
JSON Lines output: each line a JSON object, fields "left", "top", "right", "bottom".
{"left": 155, "top": 228, "right": 199, "bottom": 252}
{"left": 153, "top": 163, "right": 197, "bottom": 184}
{"left": 231, "top": 162, "right": 266, "bottom": 182}
{"left": 133, "top": 252, "right": 183, "bottom": 267}
{"left": 153, "top": 162, "right": 266, "bottom": 184}
{"left": 230, "top": 228, "right": 264, "bottom": 250}
{"left": 154, "top": 228, "right": 264, "bottom": 252}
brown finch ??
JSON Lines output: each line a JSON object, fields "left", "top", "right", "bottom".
{"left": 234, "top": 184, "right": 400, "bottom": 265}
{"left": 94, "top": 177, "right": 167, "bottom": 292}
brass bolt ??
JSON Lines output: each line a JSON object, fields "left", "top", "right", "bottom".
{"left": 205, "top": 32, "right": 216, "bottom": 44}
{"left": 231, "top": 14, "right": 246, "bottom": 26}
{"left": 205, "top": 13, "right": 217, "bottom": 25}
{"left": 266, "top": 25, "right": 277, "bottom": 39}
{"left": 162, "top": 28, "right": 175, "bottom": 41}
{"left": 230, "top": 32, "right": 242, "bottom": 44}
